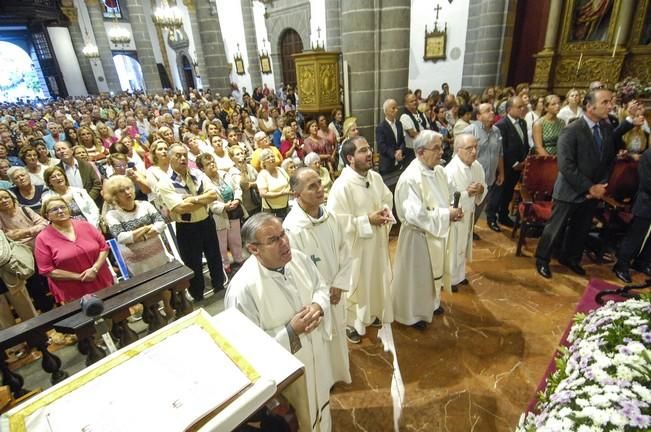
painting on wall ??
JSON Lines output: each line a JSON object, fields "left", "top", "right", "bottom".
{"left": 102, "top": 0, "right": 122, "bottom": 19}
{"left": 570, "top": 0, "right": 614, "bottom": 42}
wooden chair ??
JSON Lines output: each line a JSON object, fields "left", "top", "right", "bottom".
{"left": 512, "top": 155, "right": 558, "bottom": 256}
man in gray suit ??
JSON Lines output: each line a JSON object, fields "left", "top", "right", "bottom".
{"left": 535, "top": 89, "right": 616, "bottom": 278}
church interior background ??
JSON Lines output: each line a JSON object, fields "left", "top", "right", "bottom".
{"left": 0, "top": 0, "right": 649, "bottom": 430}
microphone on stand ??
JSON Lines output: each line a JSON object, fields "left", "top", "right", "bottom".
{"left": 81, "top": 294, "right": 117, "bottom": 354}
{"left": 453, "top": 191, "right": 461, "bottom": 208}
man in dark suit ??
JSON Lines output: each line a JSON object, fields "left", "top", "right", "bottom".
{"left": 486, "top": 96, "right": 529, "bottom": 231}
{"left": 54, "top": 141, "right": 102, "bottom": 202}
{"left": 535, "top": 89, "right": 616, "bottom": 278}
{"left": 376, "top": 99, "right": 406, "bottom": 175}
{"left": 613, "top": 148, "right": 651, "bottom": 282}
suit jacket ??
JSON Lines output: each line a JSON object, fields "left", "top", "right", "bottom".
{"left": 553, "top": 117, "right": 616, "bottom": 203}
{"left": 58, "top": 158, "right": 103, "bottom": 201}
{"left": 633, "top": 149, "right": 651, "bottom": 218}
{"left": 495, "top": 117, "right": 529, "bottom": 171}
{"left": 376, "top": 119, "right": 406, "bottom": 174}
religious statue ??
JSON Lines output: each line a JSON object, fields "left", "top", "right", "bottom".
{"left": 102, "top": 0, "right": 122, "bottom": 19}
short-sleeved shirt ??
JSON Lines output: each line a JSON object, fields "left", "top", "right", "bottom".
{"left": 256, "top": 168, "right": 289, "bottom": 210}
{"left": 157, "top": 168, "right": 213, "bottom": 223}
{"left": 463, "top": 121, "right": 503, "bottom": 186}
{"left": 400, "top": 113, "right": 417, "bottom": 149}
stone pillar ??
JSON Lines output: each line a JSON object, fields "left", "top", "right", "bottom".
{"left": 124, "top": 0, "right": 163, "bottom": 94}
{"left": 194, "top": 0, "right": 230, "bottom": 95}
{"left": 60, "top": 3, "right": 99, "bottom": 94}
{"left": 341, "top": 0, "right": 410, "bottom": 145}
{"left": 325, "top": 0, "right": 341, "bottom": 51}
{"left": 183, "top": 0, "right": 208, "bottom": 88}
{"left": 241, "top": 0, "right": 262, "bottom": 90}
{"left": 530, "top": 0, "right": 562, "bottom": 93}
{"left": 461, "top": 0, "right": 508, "bottom": 94}
{"left": 614, "top": 0, "right": 635, "bottom": 47}
{"left": 86, "top": 0, "right": 121, "bottom": 93}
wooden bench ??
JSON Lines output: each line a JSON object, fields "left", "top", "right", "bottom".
{"left": 0, "top": 260, "right": 193, "bottom": 398}
{"left": 55, "top": 261, "right": 194, "bottom": 366}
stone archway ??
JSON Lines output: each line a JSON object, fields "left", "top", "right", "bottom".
{"left": 112, "top": 52, "right": 145, "bottom": 91}
{"left": 278, "top": 28, "right": 303, "bottom": 87}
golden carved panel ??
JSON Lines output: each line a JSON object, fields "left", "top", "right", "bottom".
{"left": 319, "top": 63, "right": 337, "bottom": 105}
{"left": 621, "top": 55, "right": 651, "bottom": 83}
{"left": 554, "top": 56, "right": 624, "bottom": 86}
{"left": 297, "top": 64, "right": 317, "bottom": 106}
{"left": 532, "top": 56, "right": 553, "bottom": 85}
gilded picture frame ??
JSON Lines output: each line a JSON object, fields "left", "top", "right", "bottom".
{"left": 559, "top": 0, "right": 623, "bottom": 52}
{"left": 424, "top": 26, "right": 447, "bottom": 62}
{"left": 234, "top": 56, "right": 245, "bottom": 76}
{"left": 260, "top": 54, "right": 272, "bottom": 74}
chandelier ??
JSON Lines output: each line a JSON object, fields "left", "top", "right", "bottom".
{"left": 82, "top": 43, "right": 100, "bottom": 59}
{"left": 108, "top": 25, "right": 131, "bottom": 46}
{"left": 152, "top": 0, "right": 183, "bottom": 30}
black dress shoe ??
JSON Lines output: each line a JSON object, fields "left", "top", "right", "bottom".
{"left": 536, "top": 261, "right": 552, "bottom": 279}
{"left": 488, "top": 221, "right": 501, "bottom": 232}
{"left": 631, "top": 262, "right": 651, "bottom": 277}
{"left": 473, "top": 232, "right": 481, "bottom": 241}
{"left": 613, "top": 266, "right": 632, "bottom": 283}
{"left": 498, "top": 216, "right": 515, "bottom": 228}
{"left": 412, "top": 321, "right": 428, "bottom": 330}
{"left": 433, "top": 306, "right": 445, "bottom": 315}
{"left": 558, "top": 259, "right": 586, "bottom": 276}
{"left": 458, "top": 278, "right": 469, "bottom": 286}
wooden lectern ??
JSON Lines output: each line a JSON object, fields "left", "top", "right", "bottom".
{"left": 293, "top": 50, "right": 341, "bottom": 114}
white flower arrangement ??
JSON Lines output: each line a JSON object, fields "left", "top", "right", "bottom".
{"left": 517, "top": 297, "right": 651, "bottom": 432}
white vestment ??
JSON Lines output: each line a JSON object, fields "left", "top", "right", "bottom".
{"left": 392, "top": 159, "right": 452, "bottom": 325}
{"left": 284, "top": 205, "right": 352, "bottom": 386}
{"left": 445, "top": 155, "right": 488, "bottom": 285}
{"left": 225, "top": 250, "right": 332, "bottom": 432}
{"left": 326, "top": 166, "right": 394, "bottom": 335}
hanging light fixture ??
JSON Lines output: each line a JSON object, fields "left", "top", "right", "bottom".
{"left": 153, "top": 0, "right": 183, "bottom": 30}
{"left": 82, "top": 43, "right": 100, "bottom": 60}
{"left": 108, "top": 24, "right": 131, "bottom": 46}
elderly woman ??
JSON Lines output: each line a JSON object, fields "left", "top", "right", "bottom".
{"left": 229, "top": 146, "right": 258, "bottom": 216}
{"left": 226, "top": 127, "right": 253, "bottom": 160}
{"left": 303, "top": 120, "right": 333, "bottom": 172}
{"left": 107, "top": 153, "right": 150, "bottom": 200}
{"left": 0, "top": 159, "right": 13, "bottom": 189}
{"left": 42, "top": 166, "right": 100, "bottom": 227}
{"left": 250, "top": 131, "right": 282, "bottom": 171}
{"left": 34, "top": 140, "right": 59, "bottom": 167}
{"left": 158, "top": 126, "right": 176, "bottom": 146}
{"left": 8, "top": 166, "right": 47, "bottom": 213}
{"left": 0, "top": 189, "right": 53, "bottom": 315}
{"left": 256, "top": 148, "right": 291, "bottom": 219}
{"left": 114, "top": 135, "right": 146, "bottom": 172}
{"left": 196, "top": 153, "right": 245, "bottom": 273}
{"left": 18, "top": 146, "right": 45, "bottom": 186}
{"left": 145, "top": 139, "right": 173, "bottom": 218}
{"left": 35, "top": 197, "right": 113, "bottom": 303}
{"left": 304, "top": 152, "right": 332, "bottom": 196}
{"left": 279, "top": 126, "right": 305, "bottom": 161}
{"left": 103, "top": 175, "right": 172, "bottom": 275}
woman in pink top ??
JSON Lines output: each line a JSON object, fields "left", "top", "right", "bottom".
{"left": 35, "top": 196, "right": 114, "bottom": 303}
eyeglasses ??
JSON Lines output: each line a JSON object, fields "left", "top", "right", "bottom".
{"left": 47, "top": 205, "right": 68, "bottom": 214}
{"left": 252, "top": 230, "right": 287, "bottom": 246}
{"left": 423, "top": 146, "right": 443, "bottom": 153}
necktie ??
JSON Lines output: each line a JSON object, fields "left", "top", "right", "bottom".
{"left": 514, "top": 120, "right": 524, "bottom": 142}
{"left": 592, "top": 124, "right": 603, "bottom": 154}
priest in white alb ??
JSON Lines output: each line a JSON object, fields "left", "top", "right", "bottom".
{"left": 284, "top": 166, "right": 352, "bottom": 386}
{"left": 326, "top": 136, "right": 394, "bottom": 343}
{"left": 225, "top": 213, "right": 333, "bottom": 431}
{"left": 392, "top": 130, "right": 464, "bottom": 329}
{"left": 445, "top": 134, "right": 487, "bottom": 290}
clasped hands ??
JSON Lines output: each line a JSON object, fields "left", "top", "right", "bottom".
{"left": 289, "top": 303, "right": 323, "bottom": 335}
{"left": 369, "top": 208, "right": 393, "bottom": 226}
{"left": 466, "top": 182, "right": 484, "bottom": 197}
{"left": 586, "top": 183, "right": 608, "bottom": 200}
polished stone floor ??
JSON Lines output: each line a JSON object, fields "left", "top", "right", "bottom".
{"left": 330, "top": 221, "right": 638, "bottom": 432}
{"left": 11, "top": 220, "right": 639, "bottom": 431}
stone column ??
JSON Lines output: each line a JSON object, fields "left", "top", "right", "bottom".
{"left": 241, "top": 0, "right": 262, "bottom": 90}
{"left": 85, "top": 0, "right": 121, "bottom": 93}
{"left": 194, "top": 0, "right": 230, "bottom": 95}
{"left": 325, "top": 0, "right": 341, "bottom": 51}
{"left": 614, "top": 0, "right": 635, "bottom": 47}
{"left": 461, "top": 0, "right": 508, "bottom": 94}
{"left": 124, "top": 0, "right": 163, "bottom": 94}
{"left": 341, "top": 0, "right": 410, "bottom": 146}
{"left": 60, "top": 3, "right": 99, "bottom": 94}
{"left": 530, "top": 0, "right": 562, "bottom": 93}
{"left": 542, "top": 0, "right": 563, "bottom": 50}
{"left": 183, "top": 0, "right": 208, "bottom": 87}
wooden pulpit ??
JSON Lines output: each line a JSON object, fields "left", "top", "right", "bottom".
{"left": 293, "top": 50, "right": 341, "bottom": 114}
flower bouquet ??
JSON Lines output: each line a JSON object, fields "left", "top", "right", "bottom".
{"left": 615, "top": 77, "right": 651, "bottom": 103}
{"left": 518, "top": 297, "right": 651, "bottom": 431}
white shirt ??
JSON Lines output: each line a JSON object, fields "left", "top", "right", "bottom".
{"left": 385, "top": 117, "right": 398, "bottom": 142}
{"left": 63, "top": 159, "right": 84, "bottom": 189}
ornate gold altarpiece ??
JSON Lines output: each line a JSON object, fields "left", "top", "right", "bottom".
{"left": 293, "top": 50, "right": 341, "bottom": 113}
{"left": 531, "top": 0, "right": 651, "bottom": 95}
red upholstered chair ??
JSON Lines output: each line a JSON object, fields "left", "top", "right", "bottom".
{"left": 512, "top": 155, "right": 558, "bottom": 256}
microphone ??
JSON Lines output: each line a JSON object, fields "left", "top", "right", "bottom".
{"left": 80, "top": 294, "right": 104, "bottom": 318}
{"left": 453, "top": 191, "right": 461, "bottom": 208}
{"left": 366, "top": 181, "right": 370, "bottom": 188}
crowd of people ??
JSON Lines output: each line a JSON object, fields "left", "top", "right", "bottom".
{"left": 0, "top": 78, "right": 649, "bottom": 430}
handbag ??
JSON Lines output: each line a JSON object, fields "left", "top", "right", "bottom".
{"left": 0, "top": 231, "right": 35, "bottom": 285}
{"left": 250, "top": 185, "right": 262, "bottom": 207}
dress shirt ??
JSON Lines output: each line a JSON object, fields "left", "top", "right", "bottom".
{"left": 63, "top": 159, "right": 84, "bottom": 189}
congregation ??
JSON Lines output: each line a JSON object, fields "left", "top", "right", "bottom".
{"left": 0, "top": 78, "right": 650, "bottom": 431}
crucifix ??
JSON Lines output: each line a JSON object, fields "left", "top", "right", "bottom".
{"left": 434, "top": 3, "right": 442, "bottom": 20}
{"left": 236, "top": 43, "right": 241, "bottom": 53}
{"left": 316, "top": 26, "right": 322, "bottom": 39}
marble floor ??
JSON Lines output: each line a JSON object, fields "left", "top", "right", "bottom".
{"left": 329, "top": 221, "right": 640, "bottom": 431}
{"left": 10, "top": 220, "right": 641, "bottom": 431}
